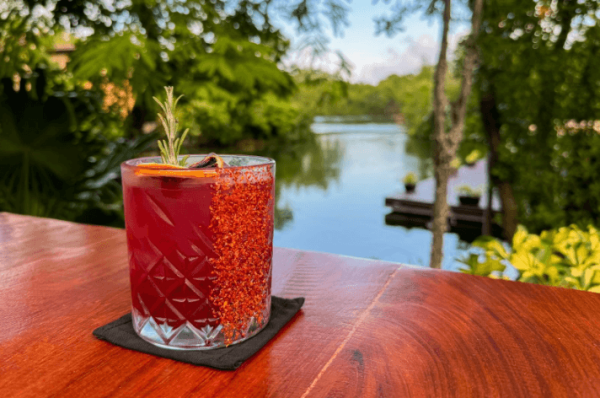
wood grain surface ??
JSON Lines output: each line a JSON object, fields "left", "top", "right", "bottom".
{"left": 2, "top": 213, "right": 600, "bottom": 397}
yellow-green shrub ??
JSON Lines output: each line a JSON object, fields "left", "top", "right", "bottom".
{"left": 460, "top": 225, "right": 600, "bottom": 292}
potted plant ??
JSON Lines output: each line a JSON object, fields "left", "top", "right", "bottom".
{"left": 464, "top": 149, "right": 483, "bottom": 167}
{"left": 457, "top": 184, "right": 482, "bottom": 206}
{"left": 402, "top": 172, "right": 418, "bottom": 193}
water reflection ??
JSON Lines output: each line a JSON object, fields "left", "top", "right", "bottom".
{"left": 254, "top": 137, "right": 343, "bottom": 230}
{"left": 253, "top": 116, "right": 467, "bottom": 270}
{"left": 404, "top": 134, "right": 434, "bottom": 181}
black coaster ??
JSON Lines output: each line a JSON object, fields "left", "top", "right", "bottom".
{"left": 93, "top": 296, "right": 304, "bottom": 370}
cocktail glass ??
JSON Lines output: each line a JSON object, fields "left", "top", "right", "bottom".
{"left": 121, "top": 155, "right": 275, "bottom": 350}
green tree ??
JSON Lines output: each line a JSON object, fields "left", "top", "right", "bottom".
{"left": 58, "top": 0, "right": 297, "bottom": 144}
{"left": 9, "top": 0, "right": 355, "bottom": 146}
{"left": 477, "top": 0, "right": 600, "bottom": 238}
{"left": 289, "top": 69, "right": 349, "bottom": 120}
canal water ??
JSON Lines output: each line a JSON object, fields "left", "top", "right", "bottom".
{"left": 260, "top": 116, "right": 469, "bottom": 270}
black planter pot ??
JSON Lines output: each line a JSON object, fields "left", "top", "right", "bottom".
{"left": 404, "top": 183, "right": 416, "bottom": 193}
{"left": 459, "top": 195, "right": 480, "bottom": 206}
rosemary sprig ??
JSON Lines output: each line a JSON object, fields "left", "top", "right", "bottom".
{"left": 153, "top": 86, "right": 189, "bottom": 167}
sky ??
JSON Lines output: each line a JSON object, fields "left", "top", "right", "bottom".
{"left": 276, "top": 1, "right": 469, "bottom": 85}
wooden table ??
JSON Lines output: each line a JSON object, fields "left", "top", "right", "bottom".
{"left": 2, "top": 213, "right": 600, "bottom": 397}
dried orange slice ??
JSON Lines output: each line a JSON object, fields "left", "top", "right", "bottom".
{"left": 134, "top": 163, "right": 217, "bottom": 178}
{"left": 189, "top": 153, "right": 227, "bottom": 169}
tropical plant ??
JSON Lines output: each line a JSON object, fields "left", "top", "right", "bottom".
{"left": 66, "top": 12, "right": 296, "bottom": 144}
{"left": 33, "top": 0, "right": 355, "bottom": 146}
{"left": 460, "top": 225, "right": 600, "bottom": 293}
{"left": 0, "top": 70, "right": 156, "bottom": 225}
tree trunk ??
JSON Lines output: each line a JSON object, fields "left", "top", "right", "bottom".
{"left": 480, "top": 91, "right": 518, "bottom": 241}
{"left": 431, "top": 156, "right": 451, "bottom": 268}
{"left": 536, "top": 0, "right": 575, "bottom": 142}
{"left": 483, "top": 157, "right": 492, "bottom": 236}
{"left": 129, "top": 105, "right": 148, "bottom": 138}
{"left": 429, "top": 0, "right": 484, "bottom": 268}
{"left": 480, "top": 91, "right": 497, "bottom": 238}
{"left": 498, "top": 182, "right": 518, "bottom": 240}
{"left": 430, "top": 0, "right": 451, "bottom": 269}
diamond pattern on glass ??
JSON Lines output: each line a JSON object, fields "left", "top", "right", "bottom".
{"left": 145, "top": 193, "right": 175, "bottom": 227}
{"left": 131, "top": 237, "right": 213, "bottom": 325}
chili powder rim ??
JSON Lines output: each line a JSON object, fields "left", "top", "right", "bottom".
{"left": 122, "top": 154, "right": 275, "bottom": 176}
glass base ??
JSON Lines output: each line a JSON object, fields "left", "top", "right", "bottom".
{"left": 132, "top": 306, "right": 270, "bottom": 350}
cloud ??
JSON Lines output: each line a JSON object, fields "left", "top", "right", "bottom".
{"left": 353, "top": 31, "right": 467, "bottom": 85}
{"left": 282, "top": 30, "right": 469, "bottom": 86}
{"left": 283, "top": 46, "right": 347, "bottom": 76}
{"left": 282, "top": 43, "right": 355, "bottom": 82}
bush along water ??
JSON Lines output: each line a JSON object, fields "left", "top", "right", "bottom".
{"left": 460, "top": 225, "right": 600, "bottom": 293}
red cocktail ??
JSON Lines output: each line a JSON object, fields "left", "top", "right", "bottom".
{"left": 121, "top": 155, "right": 275, "bottom": 349}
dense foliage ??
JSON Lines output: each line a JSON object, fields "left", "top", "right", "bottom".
{"left": 0, "top": 72, "right": 155, "bottom": 225}
{"left": 460, "top": 224, "right": 600, "bottom": 293}
{"left": 1, "top": 0, "right": 346, "bottom": 148}
{"left": 0, "top": 0, "right": 332, "bottom": 224}
{"left": 55, "top": 0, "right": 301, "bottom": 144}
{"left": 0, "top": 2, "right": 157, "bottom": 224}
{"left": 476, "top": 0, "right": 600, "bottom": 234}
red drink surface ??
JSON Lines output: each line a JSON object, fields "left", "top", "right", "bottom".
{"left": 122, "top": 159, "right": 274, "bottom": 346}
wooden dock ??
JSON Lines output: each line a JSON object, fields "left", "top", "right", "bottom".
{"left": 385, "top": 160, "right": 503, "bottom": 241}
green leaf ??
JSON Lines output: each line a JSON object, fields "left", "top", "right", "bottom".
{"left": 154, "top": 87, "right": 189, "bottom": 166}
{"left": 584, "top": 268, "right": 594, "bottom": 288}
{"left": 179, "top": 155, "right": 190, "bottom": 167}
{"left": 588, "top": 285, "right": 600, "bottom": 294}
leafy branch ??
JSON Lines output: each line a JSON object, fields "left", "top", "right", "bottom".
{"left": 153, "top": 86, "right": 189, "bottom": 167}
